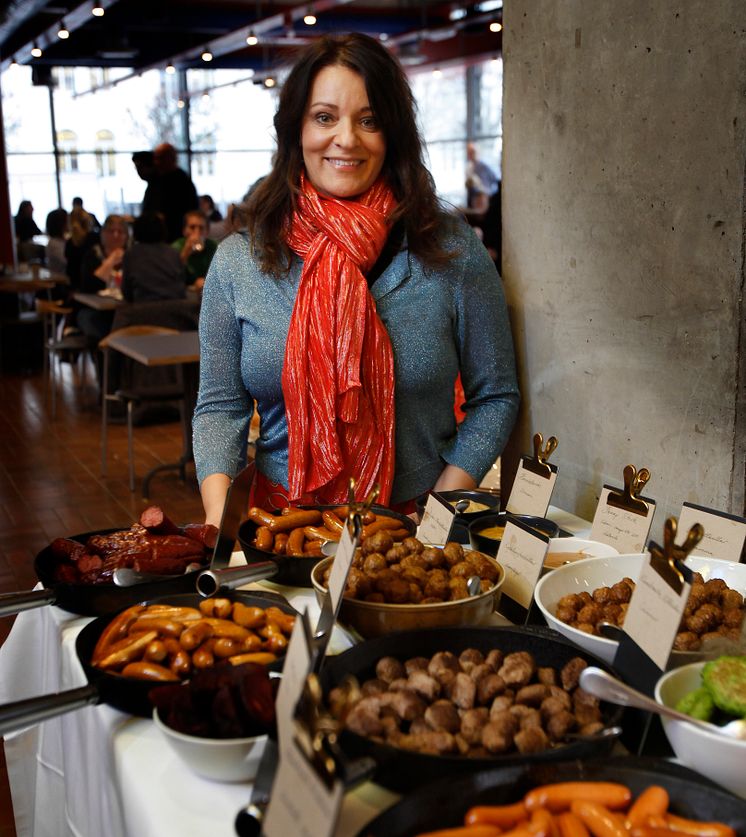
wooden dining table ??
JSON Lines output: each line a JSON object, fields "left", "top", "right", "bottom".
{"left": 103, "top": 329, "right": 200, "bottom": 497}
{"left": 72, "top": 291, "right": 125, "bottom": 312}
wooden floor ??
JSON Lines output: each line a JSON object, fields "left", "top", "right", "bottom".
{"left": 0, "top": 357, "right": 205, "bottom": 836}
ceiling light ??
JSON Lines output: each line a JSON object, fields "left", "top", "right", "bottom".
{"left": 177, "top": 98, "right": 185, "bottom": 109}
{"left": 246, "top": 30, "right": 258, "bottom": 46}
{"left": 489, "top": 21, "right": 503, "bottom": 32}
{"left": 165, "top": 62, "right": 175, "bottom": 74}
{"left": 57, "top": 21, "right": 70, "bottom": 39}
{"left": 202, "top": 92, "right": 210, "bottom": 102}
{"left": 303, "top": 7, "right": 317, "bottom": 25}
{"left": 201, "top": 47, "right": 213, "bottom": 62}
{"left": 264, "top": 76, "right": 276, "bottom": 88}
{"left": 449, "top": 7, "right": 467, "bottom": 20}
{"left": 31, "top": 43, "right": 42, "bottom": 58}
{"left": 432, "top": 67, "right": 442, "bottom": 77}
{"left": 92, "top": 1, "right": 104, "bottom": 17}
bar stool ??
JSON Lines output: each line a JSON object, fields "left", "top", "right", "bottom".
{"left": 35, "top": 299, "right": 91, "bottom": 418}
{"left": 99, "top": 325, "right": 185, "bottom": 491}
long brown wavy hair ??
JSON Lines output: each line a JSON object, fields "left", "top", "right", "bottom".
{"left": 242, "top": 33, "right": 452, "bottom": 275}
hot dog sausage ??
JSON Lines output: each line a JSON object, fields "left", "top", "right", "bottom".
{"left": 322, "top": 511, "right": 345, "bottom": 535}
{"left": 570, "top": 801, "right": 627, "bottom": 837}
{"left": 625, "top": 787, "right": 670, "bottom": 829}
{"left": 96, "top": 630, "right": 158, "bottom": 669}
{"left": 228, "top": 652, "right": 277, "bottom": 666}
{"left": 232, "top": 603, "right": 265, "bottom": 629}
{"left": 274, "top": 533, "right": 289, "bottom": 555}
{"left": 465, "top": 801, "right": 528, "bottom": 828}
{"left": 269, "top": 510, "right": 323, "bottom": 533}
{"left": 254, "top": 526, "right": 274, "bottom": 551}
{"left": 526, "top": 783, "right": 632, "bottom": 813}
{"left": 122, "top": 661, "right": 180, "bottom": 681}
{"left": 179, "top": 620, "right": 214, "bottom": 651}
{"left": 139, "top": 506, "right": 181, "bottom": 535}
{"left": 303, "top": 526, "right": 339, "bottom": 542}
{"left": 286, "top": 526, "right": 306, "bottom": 556}
{"left": 198, "top": 597, "right": 233, "bottom": 619}
{"left": 92, "top": 604, "right": 146, "bottom": 662}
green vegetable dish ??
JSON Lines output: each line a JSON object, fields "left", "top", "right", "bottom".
{"left": 675, "top": 655, "right": 746, "bottom": 724}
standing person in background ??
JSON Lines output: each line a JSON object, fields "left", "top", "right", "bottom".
{"left": 172, "top": 210, "right": 217, "bottom": 291}
{"left": 14, "top": 200, "right": 44, "bottom": 262}
{"left": 193, "top": 33, "right": 519, "bottom": 527}
{"left": 465, "top": 142, "right": 499, "bottom": 208}
{"left": 132, "top": 150, "right": 162, "bottom": 216}
{"left": 121, "top": 212, "right": 186, "bottom": 303}
{"left": 151, "top": 143, "right": 198, "bottom": 242}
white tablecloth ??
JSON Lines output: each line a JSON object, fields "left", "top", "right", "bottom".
{"left": 0, "top": 508, "right": 589, "bottom": 837}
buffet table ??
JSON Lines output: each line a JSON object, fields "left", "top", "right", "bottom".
{"left": 0, "top": 508, "right": 591, "bottom": 837}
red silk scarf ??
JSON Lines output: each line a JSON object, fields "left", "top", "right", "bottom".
{"left": 282, "top": 173, "right": 397, "bottom": 504}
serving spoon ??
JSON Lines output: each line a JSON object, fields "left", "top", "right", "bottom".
{"left": 579, "top": 666, "right": 746, "bottom": 741}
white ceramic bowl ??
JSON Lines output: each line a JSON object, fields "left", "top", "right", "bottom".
{"left": 534, "top": 554, "right": 746, "bottom": 665}
{"left": 153, "top": 708, "right": 268, "bottom": 782}
{"left": 655, "top": 661, "right": 746, "bottom": 799}
{"left": 543, "top": 537, "right": 619, "bottom": 570}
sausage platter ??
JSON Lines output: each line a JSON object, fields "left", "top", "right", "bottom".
{"left": 357, "top": 756, "right": 746, "bottom": 837}
{"left": 0, "top": 590, "right": 297, "bottom": 735}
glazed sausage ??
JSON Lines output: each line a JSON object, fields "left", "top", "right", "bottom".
{"left": 232, "top": 603, "right": 266, "bottom": 629}
{"left": 131, "top": 616, "right": 184, "bottom": 638}
{"left": 254, "top": 526, "right": 274, "bottom": 551}
{"left": 557, "top": 812, "right": 591, "bottom": 837}
{"left": 121, "top": 661, "right": 179, "bottom": 681}
{"left": 139, "top": 506, "right": 181, "bottom": 535}
{"left": 144, "top": 640, "right": 168, "bottom": 663}
{"left": 661, "top": 814, "right": 736, "bottom": 837}
{"left": 228, "top": 652, "right": 277, "bottom": 666}
{"left": 96, "top": 630, "right": 158, "bottom": 669}
{"left": 267, "top": 509, "right": 323, "bottom": 533}
{"left": 625, "top": 787, "right": 669, "bottom": 829}
{"left": 179, "top": 620, "right": 214, "bottom": 651}
{"left": 303, "top": 525, "right": 339, "bottom": 542}
{"left": 526, "top": 783, "right": 632, "bottom": 813}
{"left": 181, "top": 523, "right": 218, "bottom": 549}
{"left": 198, "top": 598, "right": 233, "bottom": 619}
{"left": 570, "top": 801, "right": 627, "bottom": 837}
{"left": 466, "top": 802, "right": 528, "bottom": 828}
{"left": 287, "top": 526, "right": 306, "bottom": 556}
{"left": 322, "top": 511, "right": 345, "bottom": 534}
{"left": 274, "top": 533, "right": 289, "bottom": 555}
{"left": 92, "top": 605, "right": 145, "bottom": 662}
{"left": 248, "top": 507, "right": 276, "bottom": 528}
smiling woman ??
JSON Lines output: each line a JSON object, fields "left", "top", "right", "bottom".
{"left": 193, "top": 33, "right": 520, "bottom": 529}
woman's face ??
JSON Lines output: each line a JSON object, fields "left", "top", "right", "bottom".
{"left": 301, "top": 64, "right": 386, "bottom": 200}
{"left": 102, "top": 223, "right": 128, "bottom": 253}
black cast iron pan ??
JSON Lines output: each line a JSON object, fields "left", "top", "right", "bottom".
{"left": 236, "top": 504, "right": 416, "bottom": 588}
{"left": 358, "top": 756, "right": 746, "bottom": 836}
{"left": 0, "top": 529, "right": 210, "bottom": 619}
{"left": 318, "top": 624, "right": 626, "bottom": 793}
{"left": 0, "top": 590, "right": 297, "bottom": 736}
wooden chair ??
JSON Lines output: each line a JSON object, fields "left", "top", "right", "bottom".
{"left": 99, "top": 325, "right": 185, "bottom": 491}
{"left": 35, "top": 299, "right": 91, "bottom": 418}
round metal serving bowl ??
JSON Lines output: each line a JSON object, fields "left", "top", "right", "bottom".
{"left": 415, "top": 489, "right": 501, "bottom": 523}
{"left": 311, "top": 552, "right": 505, "bottom": 639}
{"left": 468, "top": 512, "right": 560, "bottom": 557}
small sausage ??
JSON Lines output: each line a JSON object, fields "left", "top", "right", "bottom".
{"left": 570, "top": 801, "right": 627, "bottom": 837}
{"left": 557, "top": 812, "right": 591, "bottom": 837}
{"left": 248, "top": 507, "right": 277, "bottom": 528}
{"left": 203, "top": 618, "right": 250, "bottom": 641}
{"left": 254, "top": 526, "right": 274, "bottom": 551}
{"left": 322, "top": 511, "right": 345, "bottom": 534}
{"left": 212, "top": 637, "right": 244, "bottom": 658}
{"left": 96, "top": 630, "right": 158, "bottom": 669}
{"left": 191, "top": 644, "right": 215, "bottom": 669}
{"left": 131, "top": 616, "right": 184, "bottom": 638}
{"left": 232, "top": 603, "right": 266, "bottom": 629}
{"left": 179, "top": 620, "right": 214, "bottom": 651}
{"left": 144, "top": 640, "right": 168, "bottom": 663}
{"left": 92, "top": 605, "right": 146, "bottom": 662}
{"left": 121, "top": 661, "right": 179, "bottom": 681}
{"left": 267, "top": 509, "right": 323, "bottom": 533}
{"left": 228, "top": 652, "right": 277, "bottom": 666}
{"left": 304, "top": 525, "right": 339, "bottom": 542}
{"left": 286, "top": 526, "right": 306, "bottom": 556}
{"left": 525, "top": 783, "right": 632, "bottom": 813}
{"left": 661, "top": 814, "right": 736, "bottom": 837}
{"left": 465, "top": 801, "right": 528, "bottom": 828}
{"left": 198, "top": 597, "right": 233, "bottom": 619}
{"left": 625, "top": 787, "right": 670, "bottom": 829}
{"left": 274, "top": 532, "right": 289, "bottom": 554}
{"left": 169, "top": 649, "right": 191, "bottom": 676}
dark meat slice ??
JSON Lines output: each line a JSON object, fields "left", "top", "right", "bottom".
{"left": 424, "top": 700, "right": 461, "bottom": 733}
{"left": 514, "top": 725, "right": 550, "bottom": 754}
{"left": 448, "top": 672, "right": 476, "bottom": 710}
{"left": 50, "top": 537, "right": 86, "bottom": 561}
{"left": 407, "top": 670, "right": 441, "bottom": 702}
{"left": 376, "top": 656, "right": 406, "bottom": 684}
{"left": 560, "top": 657, "right": 588, "bottom": 691}
{"left": 381, "top": 690, "right": 427, "bottom": 722}
{"left": 55, "top": 563, "right": 80, "bottom": 583}
{"left": 140, "top": 506, "right": 181, "bottom": 535}
{"left": 76, "top": 553, "right": 103, "bottom": 575}
{"left": 460, "top": 707, "right": 489, "bottom": 745}
{"left": 476, "top": 673, "right": 506, "bottom": 705}
{"left": 498, "top": 651, "right": 535, "bottom": 687}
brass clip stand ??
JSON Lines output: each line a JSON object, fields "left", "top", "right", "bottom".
{"left": 607, "top": 464, "right": 651, "bottom": 517}
{"left": 649, "top": 516, "right": 702, "bottom": 595}
{"left": 522, "top": 432, "right": 558, "bottom": 479}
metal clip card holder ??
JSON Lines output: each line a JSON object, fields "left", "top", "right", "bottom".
{"left": 521, "top": 432, "right": 558, "bottom": 479}
{"left": 606, "top": 464, "right": 651, "bottom": 516}
{"left": 208, "top": 460, "right": 256, "bottom": 571}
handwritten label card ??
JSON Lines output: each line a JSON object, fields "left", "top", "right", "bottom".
{"left": 263, "top": 734, "right": 345, "bottom": 837}
{"left": 275, "top": 613, "right": 313, "bottom": 754}
{"left": 620, "top": 557, "right": 690, "bottom": 671}
{"left": 417, "top": 492, "right": 456, "bottom": 545}
{"left": 496, "top": 519, "right": 550, "bottom": 609}
{"left": 505, "top": 458, "right": 557, "bottom": 517}
{"left": 590, "top": 486, "right": 656, "bottom": 553}
{"left": 678, "top": 502, "right": 746, "bottom": 563}
{"left": 327, "top": 523, "right": 356, "bottom": 611}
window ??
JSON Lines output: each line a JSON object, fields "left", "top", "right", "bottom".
{"left": 95, "top": 129, "right": 116, "bottom": 177}
{"left": 57, "top": 129, "right": 79, "bottom": 172}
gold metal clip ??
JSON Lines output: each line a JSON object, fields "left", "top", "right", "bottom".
{"left": 649, "top": 517, "right": 703, "bottom": 595}
{"left": 522, "top": 432, "right": 558, "bottom": 479}
{"left": 607, "top": 464, "right": 651, "bottom": 516}
{"left": 346, "top": 477, "right": 380, "bottom": 540}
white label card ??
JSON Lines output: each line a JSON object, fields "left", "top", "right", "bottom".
{"left": 622, "top": 557, "right": 690, "bottom": 671}
{"left": 590, "top": 486, "right": 656, "bottom": 553}
{"left": 495, "top": 520, "right": 549, "bottom": 609}
{"left": 505, "top": 458, "right": 557, "bottom": 517}
{"left": 327, "top": 524, "right": 356, "bottom": 611}
{"left": 263, "top": 736, "right": 345, "bottom": 837}
{"left": 275, "top": 614, "right": 313, "bottom": 754}
{"left": 417, "top": 493, "right": 456, "bottom": 545}
{"left": 678, "top": 502, "right": 746, "bottom": 563}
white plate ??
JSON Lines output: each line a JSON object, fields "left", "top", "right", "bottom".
{"left": 543, "top": 537, "right": 619, "bottom": 569}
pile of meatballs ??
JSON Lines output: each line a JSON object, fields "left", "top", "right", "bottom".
{"left": 328, "top": 648, "right": 604, "bottom": 758}
{"left": 321, "top": 532, "right": 500, "bottom": 605}
{"left": 555, "top": 572, "right": 744, "bottom": 651}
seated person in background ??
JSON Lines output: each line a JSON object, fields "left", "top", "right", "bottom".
{"left": 122, "top": 212, "right": 186, "bottom": 303}
{"left": 65, "top": 207, "right": 99, "bottom": 288}
{"left": 76, "top": 214, "right": 129, "bottom": 342}
{"left": 199, "top": 194, "right": 222, "bottom": 223}
{"left": 171, "top": 210, "right": 217, "bottom": 290}
{"left": 44, "top": 208, "right": 69, "bottom": 275}
{"left": 71, "top": 196, "right": 100, "bottom": 233}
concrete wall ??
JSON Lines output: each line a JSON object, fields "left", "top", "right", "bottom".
{"left": 501, "top": 0, "right": 746, "bottom": 529}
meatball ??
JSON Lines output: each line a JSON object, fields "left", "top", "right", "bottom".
{"left": 545, "top": 709, "right": 576, "bottom": 740}
{"left": 448, "top": 577, "right": 470, "bottom": 601}
{"left": 560, "top": 657, "right": 587, "bottom": 691}
{"left": 557, "top": 593, "right": 584, "bottom": 612}
{"left": 404, "top": 656, "right": 430, "bottom": 675}
{"left": 498, "top": 652, "right": 535, "bottom": 688}
{"left": 443, "top": 542, "right": 465, "bottom": 566}
{"left": 345, "top": 567, "right": 372, "bottom": 599}
{"left": 424, "top": 700, "right": 461, "bottom": 733}
{"left": 381, "top": 690, "right": 427, "bottom": 722}
{"left": 420, "top": 547, "right": 446, "bottom": 569}
{"left": 459, "top": 648, "right": 485, "bottom": 672}
{"left": 385, "top": 544, "right": 410, "bottom": 564}
{"left": 703, "top": 578, "right": 727, "bottom": 601}
{"left": 577, "top": 603, "right": 603, "bottom": 625}
{"left": 428, "top": 651, "right": 460, "bottom": 679}
{"left": 378, "top": 576, "right": 411, "bottom": 604}
{"left": 720, "top": 589, "right": 743, "bottom": 611}
{"left": 610, "top": 580, "right": 634, "bottom": 604}
{"left": 509, "top": 704, "right": 542, "bottom": 729}
{"left": 556, "top": 605, "right": 578, "bottom": 625}
{"left": 424, "top": 573, "right": 450, "bottom": 600}
{"left": 477, "top": 673, "right": 507, "bottom": 705}
{"left": 360, "top": 678, "right": 388, "bottom": 697}
{"left": 403, "top": 730, "right": 457, "bottom": 755}
{"left": 489, "top": 694, "right": 514, "bottom": 717}
{"left": 407, "top": 670, "right": 441, "bottom": 702}
{"left": 400, "top": 553, "right": 428, "bottom": 572}
{"left": 541, "top": 695, "right": 571, "bottom": 720}
{"left": 376, "top": 656, "right": 406, "bottom": 684}
{"left": 401, "top": 537, "right": 424, "bottom": 554}
{"left": 514, "top": 725, "right": 550, "bottom": 754}
{"left": 684, "top": 603, "right": 721, "bottom": 635}
{"left": 363, "top": 531, "right": 394, "bottom": 556}
{"left": 481, "top": 713, "right": 518, "bottom": 753}
{"left": 592, "top": 586, "right": 613, "bottom": 605}
{"left": 468, "top": 554, "right": 500, "bottom": 582}
{"left": 673, "top": 631, "right": 701, "bottom": 651}
{"left": 460, "top": 707, "right": 490, "bottom": 745}
{"left": 345, "top": 697, "right": 384, "bottom": 737}
{"left": 363, "top": 552, "right": 388, "bottom": 574}
{"left": 723, "top": 608, "right": 744, "bottom": 629}
{"left": 536, "top": 667, "right": 557, "bottom": 687}
{"left": 450, "top": 561, "right": 479, "bottom": 579}
{"left": 469, "top": 663, "right": 494, "bottom": 685}
{"left": 484, "top": 649, "right": 504, "bottom": 671}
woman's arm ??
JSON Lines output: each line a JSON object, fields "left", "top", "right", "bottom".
{"left": 432, "top": 463, "right": 478, "bottom": 493}
{"left": 200, "top": 473, "right": 232, "bottom": 528}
